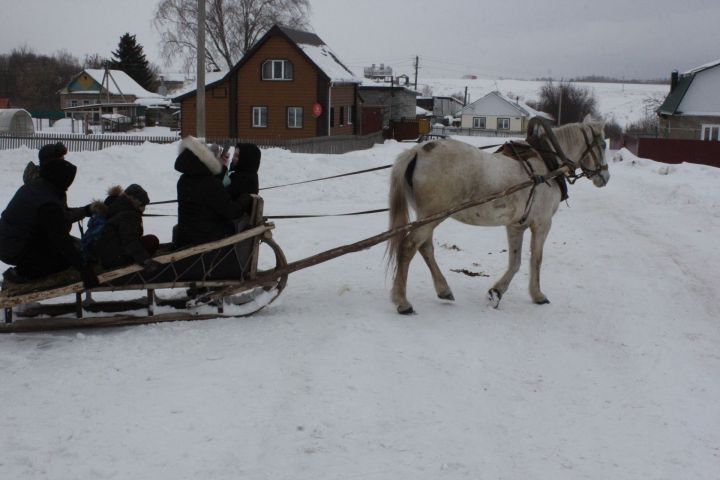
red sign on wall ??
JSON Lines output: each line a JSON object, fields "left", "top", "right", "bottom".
{"left": 312, "top": 103, "right": 323, "bottom": 117}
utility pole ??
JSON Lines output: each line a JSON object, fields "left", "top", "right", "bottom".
{"left": 196, "top": 0, "right": 206, "bottom": 139}
{"left": 557, "top": 85, "right": 563, "bottom": 126}
{"left": 464, "top": 86, "right": 468, "bottom": 106}
{"left": 414, "top": 56, "right": 419, "bottom": 90}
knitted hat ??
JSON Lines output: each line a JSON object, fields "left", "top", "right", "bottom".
{"left": 38, "top": 142, "right": 68, "bottom": 166}
{"left": 124, "top": 184, "right": 150, "bottom": 206}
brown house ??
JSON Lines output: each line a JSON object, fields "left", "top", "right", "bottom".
{"left": 174, "top": 25, "right": 362, "bottom": 140}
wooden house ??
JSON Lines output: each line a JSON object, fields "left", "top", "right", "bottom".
{"left": 658, "top": 60, "right": 720, "bottom": 140}
{"left": 173, "top": 25, "right": 362, "bottom": 139}
{"left": 460, "top": 91, "right": 549, "bottom": 134}
{"left": 59, "top": 69, "right": 171, "bottom": 131}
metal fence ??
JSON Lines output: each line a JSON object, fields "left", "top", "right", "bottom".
{"left": 0, "top": 131, "right": 384, "bottom": 155}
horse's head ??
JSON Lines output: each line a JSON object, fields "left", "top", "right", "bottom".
{"left": 578, "top": 117, "right": 610, "bottom": 187}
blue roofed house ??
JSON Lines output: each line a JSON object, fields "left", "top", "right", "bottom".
{"left": 657, "top": 59, "right": 720, "bottom": 141}
{"left": 59, "top": 69, "right": 172, "bottom": 132}
{"left": 460, "top": 91, "right": 551, "bottom": 135}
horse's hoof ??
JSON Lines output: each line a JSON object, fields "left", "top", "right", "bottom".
{"left": 397, "top": 305, "right": 415, "bottom": 315}
{"left": 438, "top": 290, "right": 455, "bottom": 301}
{"left": 488, "top": 289, "right": 502, "bottom": 309}
{"left": 534, "top": 298, "right": 550, "bottom": 305}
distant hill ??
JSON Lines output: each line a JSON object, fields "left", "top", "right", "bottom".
{"left": 417, "top": 77, "right": 669, "bottom": 128}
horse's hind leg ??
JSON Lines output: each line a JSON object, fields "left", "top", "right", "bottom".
{"left": 489, "top": 224, "right": 526, "bottom": 308}
{"left": 391, "top": 224, "right": 436, "bottom": 314}
{"left": 528, "top": 220, "right": 552, "bottom": 304}
{"left": 418, "top": 236, "right": 453, "bottom": 301}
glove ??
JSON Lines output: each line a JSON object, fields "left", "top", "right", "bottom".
{"left": 80, "top": 267, "right": 100, "bottom": 289}
{"left": 142, "top": 259, "right": 162, "bottom": 275}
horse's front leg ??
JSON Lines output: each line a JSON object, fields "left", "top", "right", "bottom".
{"left": 418, "top": 236, "right": 453, "bottom": 301}
{"left": 488, "top": 224, "right": 526, "bottom": 308}
{"left": 528, "top": 220, "right": 552, "bottom": 304}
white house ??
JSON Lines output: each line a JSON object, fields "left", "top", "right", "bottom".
{"left": 460, "top": 91, "right": 550, "bottom": 134}
{"left": 658, "top": 59, "right": 720, "bottom": 140}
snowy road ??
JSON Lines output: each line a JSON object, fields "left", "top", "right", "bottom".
{"left": 1, "top": 142, "right": 718, "bottom": 480}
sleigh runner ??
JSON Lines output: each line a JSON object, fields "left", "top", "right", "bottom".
{"left": 0, "top": 197, "right": 288, "bottom": 333}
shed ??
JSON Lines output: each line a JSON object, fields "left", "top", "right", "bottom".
{"left": 0, "top": 109, "right": 35, "bottom": 135}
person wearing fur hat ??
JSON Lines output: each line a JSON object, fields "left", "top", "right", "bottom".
{"left": 226, "top": 142, "right": 261, "bottom": 214}
{"left": 92, "top": 184, "right": 161, "bottom": 273}
{"left": 173, "top": 136, "right": 245, "bottom": 248}
{"left": 0, "top": 142, "right": 98, "bottom": 287}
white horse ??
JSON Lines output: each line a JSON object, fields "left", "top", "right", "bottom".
{"left": 387, "top": 118, "right": 609, "bottom": 314}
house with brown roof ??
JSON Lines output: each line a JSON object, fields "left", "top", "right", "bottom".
{"left": 173, "top": 25, "right": 362, "bottom": 140}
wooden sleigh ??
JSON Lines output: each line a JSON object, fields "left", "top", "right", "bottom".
{"left": 0, "top": 197, "right": 288, "bottom": 333}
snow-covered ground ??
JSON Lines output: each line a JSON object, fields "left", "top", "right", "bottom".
{"left": 0, "top": 133, "right": 718, "bottom": 479}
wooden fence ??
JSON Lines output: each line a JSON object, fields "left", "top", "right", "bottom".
{"left": 0, "top": 132, "right": 384, "bottom": 155}
{"left": 429, "top": 126, "right": 522, "bottom": 138}
{"left": 0, "top": 132, "right": 179, "bottom": 152}
{"left": 206, "top": 132, "right": 384, "bottom": 155}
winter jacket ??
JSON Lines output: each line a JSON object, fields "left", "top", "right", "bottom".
{"left": 173, "top": 136, "right": 244, "bottom": 248}
{"left": 94, "top": 193, "right": 150, "bottom": 269}
{"left": 226, "top": 143, "right": 261, "bottom": 214}
{"left": 0, "top": 158, "right": 88, "bottom": 275}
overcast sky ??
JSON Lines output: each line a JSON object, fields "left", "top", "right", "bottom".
{"left": 2, "top": 0, "right": 719, "bottom": 81}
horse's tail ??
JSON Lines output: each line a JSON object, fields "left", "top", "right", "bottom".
{"left": 386, "top": 148, "right": 419, "bottom": 274}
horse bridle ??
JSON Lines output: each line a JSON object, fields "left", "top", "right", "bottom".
{"left": 526, "top": 117, "right": 608, "bottom": 183}
{"left": 577, "top": 126, "right": 609, "bottom": 182}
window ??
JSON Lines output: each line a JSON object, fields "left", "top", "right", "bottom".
{"left": 701, "top": 124, "right": 720, "bottom": 141}
{"left": 339, "top": 106, "right": 345, "bottom": 126}
{"left": 70, "top": 100, "right": 78, "bottom": 107}
{"left": 83, "top": 100, "right": 90, "bottom": 106}
{"left": 347, "top": 106, "right": 354, "bottom": 125}
{"left": 330, "top": 107, "right": 335, "bottom": 128}
{"left": 473, "top": 117, "right": 486, "bottom": 129}
{"left": 497, "top": 117, "right": 510, "bottom": 130}
{"left": 262, "top": 60, "right": 293, "bottom": 80}
{"left": 288, "top": 107, "right": 303, "bottom": 128}
{"left": 252, "top": 106, "right": 267, "bottom": 128}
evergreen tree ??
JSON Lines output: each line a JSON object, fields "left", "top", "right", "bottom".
{"left": 110, "top": 33, "right": 156, "bottom": 91}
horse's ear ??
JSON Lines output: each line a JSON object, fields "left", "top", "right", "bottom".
{"left": 583, "top": 114, "right": 593, "bottom": 124}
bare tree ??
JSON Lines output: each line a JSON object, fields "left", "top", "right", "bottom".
{"left": 153, "top": 0, "right": 311, "bottom": 72}
{"left": 535, "top": 80, "right": 598, "bottom": 125}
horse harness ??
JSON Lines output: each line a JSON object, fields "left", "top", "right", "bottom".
{"left": 493, "top": 117, "right": 605, "bottom": 224}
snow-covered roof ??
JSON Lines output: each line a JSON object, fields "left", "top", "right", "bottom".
{"left": 171, "top": 70, "right": 228, "bottom": 100}
{"left": 461, "top": 91, "right": 552, "bottom": 119}
{"left": 416, "top": 106, "right": 431, "bottom": 116}
{"left": 272, "top": 25, "right": 360, "bottom": 84}
{"left": 83, "top": 69, "right": 163, "bottom": 100}
{"left": 295, "top": 43, "right": 361, "bottom": 84}
{"left": 683, "top": 58, "right": 720, "bottom": 75}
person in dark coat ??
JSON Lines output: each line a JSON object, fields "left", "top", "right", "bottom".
{"left": 0, "top": 142, "right": 98, "bottom": 287}
{"left": 94, "top": 184, "right": 161, "bottom": 272}
{"left": 173, "top": 136, "right": 245, "bottom": 248}
{"left": 226, "top": 143, "right": 261, "bottom": 215}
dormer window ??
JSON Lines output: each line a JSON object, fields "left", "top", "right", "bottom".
{"left": 262, "top": 59, "right": 293, "bottom": 80}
